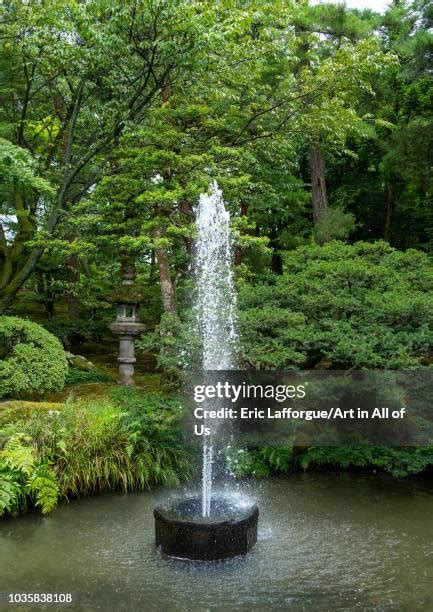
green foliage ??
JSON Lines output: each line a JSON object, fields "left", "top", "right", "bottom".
{"left": 327, "top": 0, "right": 433, "bottom": 250}
{"left": 110, "top": 387, "right": 193, "bottom": 487}
{"left": 238, "top": 241, "right": 433, "bottom": 369}
{"left": 0, "top": 433, "right": 59, "bottom": 515}
{"left": 64, "top": 368, "right": 113, "bottom": 385}
{"left": 0, "top": 1, "right": 431, "bottom": 501}
{"left": 313, "top": 208, "right": 356, "bottom": 245}
{"left": 0, "top": 470, "right": 21, "bottom": 515}
{"left": 230, "top": 444, "right": 433, "bottom": 479}
{"left": 229, "top": 448, "right": 271, "bottom": 478}
{"left": 44, "top": 317, "right": 109, "bottom": 349}
{"left": 27, "top": 463, "right": 60, "bottom": 514}
{"left": 137, "top": 312, "right": 200, "bottom": 386}
{"left": 0, "top": 317, "right": 68, "bottom": 398}
{"left": 261, "top": 445, "right": 295, "bottom": 472}
{"left": 0, "top": 138, "right": 54, "bottom": 200}
{"left": 299, "top": 446, "right": 433, "bottom": 478}
{"left": 52, "top": 401, "right": 144, "bottom": 497}
{"left": 229, "top": 445, "right": 294, "bottom": 478}
{"left": 0, "top": 0, "right": 230, "bottom": 311}
{"left": 0, "top": 390, "right": 192, "bottom": 516}
{"left": 0, "top": 0, "right": 430, "bottom": 324}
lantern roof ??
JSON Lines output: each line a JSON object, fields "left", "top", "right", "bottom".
{"left": 106, "top": 285, "right": 145, "bottom": 304}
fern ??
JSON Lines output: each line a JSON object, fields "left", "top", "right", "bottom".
{"left": 0, "top": 436, "right": 60, "bottom": 515}
{"left": 260, "top": 445, "right": 294, "bottom": 472}
{"left": 1, "top": 434, "right": 35, "bottom": 476}
{"left": 0, "top": 466, "right": 22, "bottom": 515}
{"left": 26, "top": 464, "right": 60, "bottom": 514}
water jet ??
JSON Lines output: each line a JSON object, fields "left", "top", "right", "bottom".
{"left": 154, "top": 181, "right": 258, "bottom": 560}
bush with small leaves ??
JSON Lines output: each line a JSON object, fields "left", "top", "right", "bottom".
{"left": 238, "top": 241, "right": 433, "bottom": 369}
{"left": 0, "top": 316, "right": 68, "bottom": 398}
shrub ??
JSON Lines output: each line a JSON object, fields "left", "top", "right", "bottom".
{"left": 0, "top": 391, "right": 192, "bottom": 517}
{"left": 47, "top": 400, "right": 141, "bottom": 497}
{"left": 0, "top": 316, "right": 68, "bottom": 398}
{"left": 110, "top": 387, "right": 193, "bottom": 485}
{"left": 44, "top": 316, "right": 108, "bottom": 349}
{"left": 238, "top": 241, "right": 433, "bottom": 369}
{"left": 228, "top": 445, "right": 294, "bottom": 478}
{"left": 229, "top": 444, "right": 433, "bottom": 479}
{"left": 298, "top": 445, "right": 433, "bottom": 478}
{"left": 65, "top": 368, "right": 114, "bottom": 385}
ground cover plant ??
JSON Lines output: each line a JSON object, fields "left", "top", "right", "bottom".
{"left": 0, "top": 390, "right": 192, "bottom": 516}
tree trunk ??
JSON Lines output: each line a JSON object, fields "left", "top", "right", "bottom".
{"left": 384, "top": 183, "right": 396, "bottom": 244}
{"left": 154, "top": 225, "right": 177, "bottom": 315}
{"left": 234, "top": 245, "right": 244, "bottom": 267}
{"left": 270, "top": 227, "right": 283, "bottom": 275}
{"left": 36, "top": 273, "right": 56, "bottom": 320}
{"left": 0, "top": 224, "right": 6, "bottom": 250}
{"left": 67, "top": 253, "right": 80, "bottom": 320}
{"left": 180, "top": 200, "right": 193, "bottom": 257}
{"left": 152, "top": 79, "right": 177, "bottom": 315}
{"left": 149, "top": 249, "right": 156, "bottom": 283}
{"left": 0, "top": 246, "right": 43, "bottom": 314}
{"left": 309, "top": 143, "right": 328, "bottom": 225}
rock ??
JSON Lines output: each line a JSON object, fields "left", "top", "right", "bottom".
{"left": 65, "top": 352, "right": 96, "bottom": 371}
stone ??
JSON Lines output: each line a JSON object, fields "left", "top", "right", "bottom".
{"left": 65, "top": 353, "right": 96, "bottom": 372}
{"left": 108, "top": 323, "right": 145, "bottom": 386}
{"left": 108, "top": 263, "right": 145, "bottom": 386}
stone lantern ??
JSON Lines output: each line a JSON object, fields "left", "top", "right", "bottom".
{"left": 108, "top": 264, "right": 145, "bottom": 386}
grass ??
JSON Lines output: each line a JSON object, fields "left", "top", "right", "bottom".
{"left": 0, "top": 389, "right": 193, "bottom": 517}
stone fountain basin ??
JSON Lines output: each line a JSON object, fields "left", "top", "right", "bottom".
{"left": 154, "top": 497, "right": 258, "bottom": 561}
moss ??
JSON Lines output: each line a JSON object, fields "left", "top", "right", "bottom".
{"left": 0, "top": 400, "right": 63, "bottom": 426}
{"left": 106, "top": 285, "right": 145, "bottom": 304}
{"left": 0, "top": 400, "right": 63, "bottom": 412}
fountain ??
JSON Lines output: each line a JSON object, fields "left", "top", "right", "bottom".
{"left": 154, "top": 181, "right": 258, "bottom": 560}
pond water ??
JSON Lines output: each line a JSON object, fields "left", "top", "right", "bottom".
{"left": 1, "top": 474, "right": 432, "bottom": 611}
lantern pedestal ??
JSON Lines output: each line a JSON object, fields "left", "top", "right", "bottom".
{"left": 108, "top": 264, "right": 145, "bottom": 386}
{"left": 109, "top": 321, "right": 145, "bottom": 386}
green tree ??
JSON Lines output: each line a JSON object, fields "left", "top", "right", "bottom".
{"left": 0, "top": 0, "right": 214, "bottom": 313}
{"left": 294, "top": 4, "right": 393, "bottom": 231}
{"left": 325, "top": 0, "right": 432, "bottom": 249}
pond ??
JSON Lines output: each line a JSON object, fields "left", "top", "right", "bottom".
{"left": 1, "top": 474, "right": 432, "bottom": 611}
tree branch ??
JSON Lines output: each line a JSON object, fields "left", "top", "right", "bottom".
{"left": 63, "top": 78, "right": 85, "bottom": 170}
{"left": 231, "top": 88, "right": 323, "bottom": 145}
{"left": 17, "top": 61, "right": 36, "bottom": 145}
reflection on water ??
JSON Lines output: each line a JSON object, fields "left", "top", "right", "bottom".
{"left": 1, "top": 474, "right": 433, "bottom": 611}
